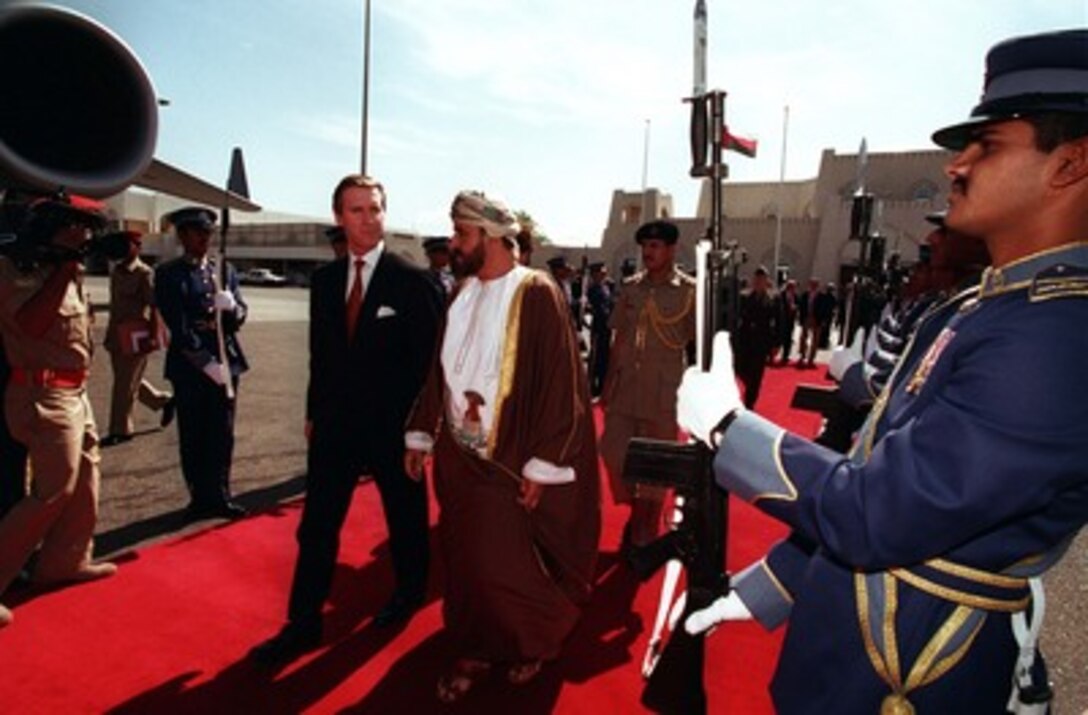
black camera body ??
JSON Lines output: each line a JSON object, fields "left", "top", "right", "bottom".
{"left": 0, "top": 195, "right": 130, "bottom": 270}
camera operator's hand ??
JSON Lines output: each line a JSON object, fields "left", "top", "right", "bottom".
{"left": 213, "top": 290, "right": 237, "bottom": 313}
{"left": 677, "top": 331, "right": 742, "bottom": 445}
{"left": 684, "top": 591, "right": 753, "bottom": 636}
{"left": 202, "top": 359, "right": 228, "bottom": 386}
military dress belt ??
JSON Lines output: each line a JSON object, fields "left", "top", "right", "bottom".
{"left": 890, "top": 557, "right": 1031, "bottom": 612}
{"left": 9, "top": 367, "right": 89, "bottom": 389}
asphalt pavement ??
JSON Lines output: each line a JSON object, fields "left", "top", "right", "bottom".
{"left": 80, "top": 277, "right": 1086, "bottom": 711}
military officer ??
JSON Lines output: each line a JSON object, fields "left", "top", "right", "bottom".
{"left": 678, "top": 29, "right": 1088, "bottom": 713}
{"left": 600, "top": 220, "right": 695, "bottom": 551}
{"left": 0, "top": 195, "right": 118, "bottom": 628}
{"left": 423, "top": 236, "right": 456, "bottom": 297}
{"left": 101, "top": 230, "right": 173, "bottom": 446}
{"left": 155, "top": 207, "right": 248, "bottom": 520}
{"left": 324, "top": 225, "right": 347, "bottom": 260}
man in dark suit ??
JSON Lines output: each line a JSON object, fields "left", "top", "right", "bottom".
{"left": 795, "top": 278, "right": 820, "bottom": 367}
{"left": 251, "top": 175, "right": 442, "bottom": 664}
{"left": 732, "top": 265, "right": 777, "bottom": 409}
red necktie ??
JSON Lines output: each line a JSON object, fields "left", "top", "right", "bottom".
{"left": 346, "top": 258, "right": 365, "bottom": 341}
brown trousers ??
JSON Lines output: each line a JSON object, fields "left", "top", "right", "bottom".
{"left": 107, "top": 351, "right": 170, "bottom": 436}
{"left": 0, "top": 384, "right": 101, "bottom": 595}
{"left": 599, "top": 411, "right": 675, "bottom": 505}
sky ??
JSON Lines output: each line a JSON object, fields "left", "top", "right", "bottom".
{"left": 37, "top": 0, "right": 1087, "bottom": 245}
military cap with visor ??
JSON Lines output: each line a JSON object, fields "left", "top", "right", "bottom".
{"left": 932, "top": 29, "right": 1088, "bottom": 150}
{"left": 166, "top": 206, "right": 217, "bottom": 231}
{"left": 635, "top": 220, "right": 680, "bottom": 245}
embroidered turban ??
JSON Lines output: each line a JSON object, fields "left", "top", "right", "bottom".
{"left": 450, "top": 190, "right": 521, "bottom": 240}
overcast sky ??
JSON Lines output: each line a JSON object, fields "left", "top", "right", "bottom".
{"left": 46, "top": 0, "right": 1087, "bottom": 244}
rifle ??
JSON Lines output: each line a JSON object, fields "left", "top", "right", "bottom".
{"left": 211, "top": 148, "right": 250, "bottom": 400}
{"left": 622, "top": 89, "right": 742, "bottom": 715}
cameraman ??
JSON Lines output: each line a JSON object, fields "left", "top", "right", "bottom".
{"left": 0, "top": 195, "right": 117, "bottom": 629}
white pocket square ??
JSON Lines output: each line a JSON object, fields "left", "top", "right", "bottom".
{"left": 376, "top": 305, "right": 397, "bottom": 318}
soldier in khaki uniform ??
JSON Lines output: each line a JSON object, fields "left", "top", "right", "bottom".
{"left": 600, "top": 220, "right": 695, "bottom": 549}
{"left": 101, "top": 230, "right": 172, "bottom": 446}
{"left": 0, "top": 196, "right": 117, "bottom": 629}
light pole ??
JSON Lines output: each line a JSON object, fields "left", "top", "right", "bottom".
{"left": 360, "top": 0, "right": 371, "bottom": 174}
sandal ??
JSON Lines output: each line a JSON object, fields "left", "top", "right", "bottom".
{"left": 506, "top": 659, "right": 543, "bottom": 685}
{"left": 436, "top": 658, "right": 491, "bottom": 703}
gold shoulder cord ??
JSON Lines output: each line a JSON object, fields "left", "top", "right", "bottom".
{"left": 636, "top": 289, "right": 694, "bottom": 352}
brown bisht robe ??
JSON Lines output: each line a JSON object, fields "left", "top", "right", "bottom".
{"left": 407, "top": 270, "right": 601, "bottom": 663}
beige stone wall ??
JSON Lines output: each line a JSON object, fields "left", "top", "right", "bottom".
{"left": 602, "top": 146, "right": 957, "bottom": 284}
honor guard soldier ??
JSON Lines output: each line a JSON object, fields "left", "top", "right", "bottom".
{"left": 601, "top": 219, "right": 695, "bottom": 552}
{"left": 423, "top": 236, "right": 456, "bottom": 297}
{"left": 0, "top": 195, "right": 118, "bottom": 629}
{"left": 585, "top": 261, "right": 614, "bottom": 397}
{"left": 324, "top": 225, "right": 347, "bottom": 260}
{"left": 155, "top": 207, "right": 249, "bottom": 520}
{"left": 678, "top": 29, "right": 1088, "bottom": 714}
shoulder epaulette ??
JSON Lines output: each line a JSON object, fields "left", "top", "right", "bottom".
{"left": 1030, "top": 263, "right": 1088, "bottom": 302}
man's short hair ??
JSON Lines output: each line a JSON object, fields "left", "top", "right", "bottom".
{"left": 332, "top": 175, "right": 387, "bottom": 214}
{"left": 515, "top": 228, "right": 534, "bottom": 256}
{"left": 1026, "top": 112, "right": 1088, "bottom": 152}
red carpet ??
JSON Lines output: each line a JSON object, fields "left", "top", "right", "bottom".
{"left": 0, "top": 364, "right": 829, "bottom": 714}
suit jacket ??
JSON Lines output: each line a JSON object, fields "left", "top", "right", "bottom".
{"left": 307, "top": 250, "right": 441, "bottom": 471}
{"left": 813, "top": 289, "right": 837, "bottom": 324}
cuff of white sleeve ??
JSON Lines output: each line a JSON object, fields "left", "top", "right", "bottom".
{"left": 405, "top": 430, "right": 435, "bottom": 452}
{"left": 522, "top": 457, "right": 575, "bottom": 485}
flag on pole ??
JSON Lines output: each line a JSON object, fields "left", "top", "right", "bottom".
{"left": 723, "top": 126, "right": 758, "bottom": 158}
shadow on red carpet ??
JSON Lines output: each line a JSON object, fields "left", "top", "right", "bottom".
{"left": 0, "top": 363, "right": 830, "bottom": 714}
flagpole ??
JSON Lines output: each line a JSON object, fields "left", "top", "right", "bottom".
{"left": 641, "top": 118, "right": 651, "bottom": 191}
{"left": 360, "top": 0, "right": 371, "bottom": 174}
{"left": 772, "top": 105, "right": 789, "bottom": 285}
{"left": 641, "top": 118, "right": 651, "bottom": 224}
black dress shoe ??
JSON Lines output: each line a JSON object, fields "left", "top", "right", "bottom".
{"left": 184, "top": 501, "right": 248, "bottom": 521}
{"left": 374, "top": 594, "right": 424, "bottom": 627}
{"left": 160, "top": 398, "right": 177, "bottom": 428}
{"left": 215, "top": 501, "right": 248, "bottom": 519}
{"left": 248, "top": 622, "right": 322, "bottom": 665}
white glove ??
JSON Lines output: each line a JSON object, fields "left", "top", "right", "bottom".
{"left": 202, "top": 359, "right": 228, "bottom": 386}
{"left": 213, "top": 290, "right": 237, "bottom": 312}
{"left": 684, "top": 591, "right": 753, "bottom": 635}
{"left": 828, "top": 328, "right": 865, "bottom": 382}
{"left": 863, "top": 323, "right": 880, "bottom": 360}
{"left": 676, "top": 331, "right": 743, "bottom": 445}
